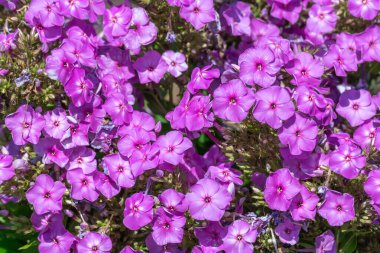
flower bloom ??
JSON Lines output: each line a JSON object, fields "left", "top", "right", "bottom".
{"left": 364, "top": 170, "right": 380, "bottom": 204}
{"left": 289, "top": 185, "right": 319, "bottom": 221}
{"left": 38, "top": 227, "right": 75, "bottom": 253}
{"left": 329, "top": 144, "right": 366, "bottom": 179}
{"left": 152, "top": 207, "right": 186, "bottom": 245}
{"left": 76, "top": 232, "right": 112, "bottom": 253}
{"left": 315, "top": 230, "right": 337, "bottom": 253}
{"left": 285, "top": 52, "right": 324, "bottom": 86}
{"left": 194, "top": 222, "right": 227, "bottom": 250}
{"left": 222, "top": 220, "right": 257, "bottom": 253}
{"left": 187, "top": 65, "right": 220, "bottom": 94}
{"left": 133, "top": 50, "right": 168, "bottom": 84}
{"left": 66, "top": 168, "right": 99, "bottom": 202}
{"left": 123, "top": 192, "right": 154, "bottom": 230}
{"left": 186, "top": 178, "right": 232, "bottom": 221}
{"left": 162, "top": 50, "right": 188, "bottom": 78}
{"left": 155, "top": 131, "right": 192, "bottom": 165}
{"left": 102, "top": 153, "right": 136, "bottom": 188}
{"left": 323, "top": 44, "right": 358, "bottom": 77}
{"left": 275, "top": 218, "right": 301, "bottom": 245}
{"left": 348, "top": 0, "right": 380, "bottom": 21}
{"left": 318, "top": 190, "right": 355, "bottom": 226}
{"left": 26, "top": 174, "right": 66, "bottom": 215}
{"left": 0, "top": 154, "right": 14, "bottom": 184}
{"left": 356, "top": 25, "right": 380, "bottom": 62}
{"left": 158, "top": 189, "right": 188, "bottom": 214}
{"left": 179, "top": 0, "right": 215, "bottom": 30}
{"left": 306, "top": 4, "right": 337, "bottom": 34}
{"left": 43, "top": 108, "right": 70, "bottom": 139}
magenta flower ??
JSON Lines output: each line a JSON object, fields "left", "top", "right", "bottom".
{"left": 77, "top": 232, "right": 112, "bottom": 253}
{"left": 103, "top": 5, "right": 132, "bottom": 41}
{"left": 118, "top": 128, "right": 154, "bottom": 157}
{"left": 250, "top": 18, "right": 280, "bottom": 41}
{"left": 306, "top": 4, "right": 337, "bottom": 34}
{"left": 356, "top": 25, "right": 380, "bottom": 62}
{"left": 45, "top": 49, "right": 75, "bottom": 83}
{"left": 278, "top": 114, "right": 318, "bottom": 155}
{"left": 348, "top": 0, "right": 380, "bottom": 20}
{"left": 58, "top": 0, "right": 89, "bottom": 20}
{"left": 31, "top": 212, "right": 63, "bottom": 233}
{"left": 103, "top": 153, "right": 136, "bottom": 188}
{"left": 66, "top": 168, "right": 99, "bottom": 202}
{"left": 207, "top": 164, "right": 243, "bottom": 186}
{"left": 133, "top": 50, "right": 169, "bottom": 84}
{"left": 364, "top": 170, "right": 380, "bottom": 204}
{"left": 156, "top": 131, "right": 192, "bottom": 165}
{"left": 221, "top": 1, "right": 252, "bottom": 36}
{"left": 103, "top": 93, "right": 134, "bottom": 126}
{"left": 61, "top": 39, "right": 96, "bottom": 68}
{"left": 5, "top": 105, "right": 45, "bottom": 145}
{"left": 43, "top": 108, "right": 70, "bottom": 139}
{"left": 336, "top": 89, "right": 376, "bottom": 127}
{"left": 253, "top": 86, "right": 295, "bottom": 129}
{"left": 186, "top": 178, "right": 232, "bottom": 221}
{"left": 329, "top": 144, "right": 366, "bottom": 179}
{"left": 285, "top": 52, "right": 324, "bottom": 86}
{"left": 145, "top": 234, "right": 183, "bottom": 253}
{"left": 162, "top": 50, "right": 188, "bottom": 78}
{"left": 239, "top": 47, "right": 280, "bottom": 87}
{"left": 38, "top": 227, "right": 75, "bottom": 253}
{"left": 88, "top": 0, "right": 105, "bottom": 22}
{"left": 212, "top": 79, "right": 255, "bottom": 123}
{"left": 159, "top": 189, "right": 188, "bottom": 214}
{"left": 187, "top": 65, "right": 220, "bottom": 94}
{"left": 353, "top": 120, "right": 380, "bottom": 149}
{"left": 256, "top": 36, "right": 293, "bottom": 66}
{"left": 34, "top": 138, "right": 70, "bottom": 168}
{"left": 289, "top": 185, "right": 319, "bottom": 221}
{"left": 275, "top": 218, "right": 301, "bottom": 245}
{"left": 152, "top": 207, "right": 186, "bottom": 245}
{"left": 315, "top": 230, "right": 337, "bottom": 253}
{"left": 0, "top": 154, "right": 14, "bottom": 184}
{"left": 264, "top": 168, "right": 302, "bottom": 211}
{"left": 222, "top": 220, "right": 257, "bottom": 253}
{"left": 93, "top": 171, "right": 120, "bottom": 199}
{"left": 66, "top": 147, "right": 96, "bottom": 174}
{"left": 269, "top": 0, "right": 302, "bottom": 24}
{"left": 318, "top": 190, "right": 355, "bottom": 226}
{"left": 61, "top": 122, "right": 90, "bottom": 149}
{"left": 323, "top": 44, "right": 358, "bottom": 76}
{"left": 123, "top": 192, "right": 154, "bottom": 230}
{"left": 185, "top": 95, "right": 214, "bottom": 131}
{"left": 294, "top": 86, "right": 327, "bottom": 116}
{"left": 26, "top": 0, "right": 64, "bottom": 28}
{"left": 26, "top": 174, "right": 66, "bottom": 215}
{"left": 179, "top": 0, "right": 215, "bottom": 30}
{"left": 64, "top": 68, "right": 94, "bottom": 107}
{"left": 194, "top": 222, "right": 227, "bottom": 250}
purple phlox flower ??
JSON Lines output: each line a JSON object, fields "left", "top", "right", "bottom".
{"left": 76, "top": 232, "right": 112, "bottom": 253}
{"left": 97, "top": 48, "right": 134, "bottom": 80}
{"left": 212, "top": 79, "right": 255, "bottom": 123}
{"left": 285, "top": 52, "right": 324, "bottom": 86}
{"left": 323, "top": 44, "right": 358, "bottom": 76}
{"left": 43, "top": 108, "right": 70, "bottom": 139}
{"left": 5, "top": 105, "right": 45, "bottom": 145}
{"left": 289, "top": 185, "right": 319, "bottom": 221}
{"left": 100, "top": 74, "right": 131, "bottom": 98}
{"left": 253, "top": 85, "right": 294, "bottom": 129}
{"left": 239, "top": 47, "right": 280, "bottom": 88}
{"left": 274, "top": 218, "right": 301, "bottom": 245}
{"left": 156, "top": 131, "right": 192, "bottom": 165}
{"left": 26, "top": 0, "right": 64, "bottom": 28}
{"left": 0, "top": 154, "right": 14, "bottom": 184}
{"left": 316, "top": 230, "right": 337, "bottom": 253}
{"left": 38, "top": 227, "right": 75, "bottom": 253}
{"left": 66, "top": 168, "right": 99, "bottom": 202}
{"left": 103, "top": 92, "right": 134, "bottom": 126}
{"left": 58, "top": 0, "right": 89, "bottom": 20}
{"left": 263, "top": 168, "right": 302, "bottom": 211}
{"left": 364, "top": 169, "right": 380, "bottom": 204}
{"left": 0, "top": 0, "right": 18, "bottom": 10}
{"left": 162, "top": 50, "right": 188, "bottom": 78}
{"left": 222, "top": 219, "right": 257, "bottom": 253}
{"left": 356, "top": 25, "right": 380, "bottom": 62}
{"left": 179, "top": 0, "right": 215, "bottom": 30}
{"left": 118, "top": 128, "right": 154, "bottom": 158}
{"left": 0, "top": 32, "right": 17, "bottom": 52}
{"left": 30, "top": 17, "right": 62, "bottom": 46}
{"left": 64, "top": 68, "right": 94, "bottom": 107}
{"left": 250, "top": 18, "right": 280, "bottom": 41}
{"left": 93, "top": 171, "right": 120, "bottom": 199}
{"left": 31, "top": 211, "right": 63, "bottom": 233}
{"left": 294, "top": 86, "right": 327, "bottom": 116}
{"left": 269, "top": 0, "right": 302, "bottom": 24}
{"left": 278, "top": 114, "right": 318, "bottom": 155}
{"left": 282, "top": 150, "right": 324, "bottom": 179}
{"left": 123, "top": 192, "right": 154, "bottom": 230}
{"left": 336, "top": 32, "right": 359, "bottom": 56}
{"left": 256, "top": 36, "right": 293, "bottom": 66}
{"left": 152, "top": 207, "right": 186, "bottom": 245}
{"left": 103, "top": 5, "right": 132, "bottom": 41}
{"left": 159, "top": 189, "right": 188, "bottom": 214}
{"left": 206, "top": 164, "right": 243, "bottom": 186}
{"left": 26, "top": 174, "right": 66, "bottom": 215}
{"left": 336, "top": 89, "right": 376, "bottom": 127}
{"left": 129, "top": 143, "right": 159, "bottom": 173}
{"left": 65, "top": 24, "right": 95, "bottom": 44}
{"left": 91, "top": 124, "right": 117, "bottom": 152}
{"left": 329, "top": 132, "right": 357, "bottom": 147}
{"left": 103, "top": 153, "right": 136, "bottom": 188}
{"left": 203, "top": 145, "right": 229, "bottom": 167}
{"left": 348, "top": 0, "right": 380, "bottom": 20}
{"left": 88, "top": 0, "right": 105, "bottom": 22}
{"left": 187, "top": 65, "right": 220, "bottom": 94}
{"left": 306, "top": 4, "right": 337, "bottom": 34}
{"left": 251, "top": 172, "right": 267, "bottom": 191}
{"left": 194, "top": 221, "right": 227, "bottom": 250}
{"left": 166, "top": 91, "right": 191, "bottom": 130}
{"left": 45, "top": 48, "right": 75, "bottom": 83}
{"left": 34, "top": 138, "right": 70, "bottom": 168}
{"left": 61, "top": 39, "right": 96, "bottom": 68}
{"left": 133, "top": 50, "right": 168, "bottom": 84}
{"left": 61, "top": 122, "right": 90, "bottom": 149}
{"left": 353, "top": 120, "right": 380, "bottom": 149}
{"left": 145, "top": 234, "right": 184, "bottom": 253}
{"left": 318, "top": 190, "right": 355, "bottom": 226}
{"left": 117, "top": 111, "right": 157, "bottom": 138}
{"left": 186, "top": 178, "right": 232, "bottom": 221}
{"left": 184, "top": 95, "right": 214, "bottom": 131}
{"left": 221, "top": 1, "right": 252, "bottom": 36}
{"left": 66, "top": 146, "right": 96, "bottom": 174}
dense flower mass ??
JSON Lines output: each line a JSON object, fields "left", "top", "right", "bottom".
{"left": 1, "top": 0, "right": 380, "bottom": 252}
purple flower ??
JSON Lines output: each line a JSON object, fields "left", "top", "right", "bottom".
{"left": 45, "top": 49, "right": 75, "bottom": 83}
{"left": 43, "top": 108, "right": 70, "bottom": 139}
{"left": 61, "top": 39, "right": 96, "bottom": 68}
{"left": 31, "top": 212, "right": 63, "bottom": 233}
{"left": 212, "top": 79, "right": 255, "bottom": 123}
{"left": 93, "top": 171, "right": 120, "bottom": 199}
{"left": 274, "top": 218, "right": 301, "bottom": 245}
{"left": 356, "top": 25, "right": 380, "bottom": 62}
{"left": 179, "top": 0, "right": 215, "bottom": 30}
{"left": 66, "top": 168, "right": 99, "bottom": 202}
{"left": 289, "top": 185, "right": 319, "bottom": 221}
{"left": 194, "top": 222, "right": 227, "bottom": 250}
{"left": 239, "top": 47, "right": 280, "bottom": 87}
{"left": 103, "top": 5, "right": 132, "bottom": 41}
{"left": 278, "top": 114, "right": 318, "bottom": 155}
{"left": 34, "top": 138, "right": 70, "bottom": 168}
{"left": 38, "top": 227, "right": 75, "bottom": 253}
{"left": 186, "top": 178, "right": 232, "bottom": 221}
{"left": 64, "top": 68, "right": 94, "bottom": 107}
{"left": 103, "top": 153, "right": 136, "bottom": 188}
{"left": 61, "top": 122, "right": 90, "bottom": 149}
{"left": 156, "top": 131, "right": 192, "bottom": 165}
{"left": 185, "top": 95, "right": 214, "bottom": 131}
{"left": 285, "top": 52, "right": 324, "bottom": 86}
{"left": 159, "top": 189, "right": 188, "bottom": 214}
{"left": 329, "top": 144, "right": 366, "bottom": 179}
{"left": 77, "top": 232, "right": 112, "bottom": 253}
{"left": 318, "top": 190, "right": 355, "bottom": 226}
{"left": 145, "top": 234, "right": 184, "bottom": 253}
{"left": 269, "top": 0, "right": 302, "bottom": 24}
{"left": 152, "top": 207, "right": 186, "bottom": 245}
{"left": 323, "top": 44, "right": 358, "bottom": 76}
{"left": 250, "top": 18, "right": 280, "bottom": 41}
{"left": 5, "top": 105, "right": 45, "bottom": 145}
{"left": 348, "top": 0, "right": 380, "bottom": 20}
{"left": 162, "top": 50, "right": 188, "bottom": 78}
{"left": 133, "top": 50, "right": 169, "bottom": 84}
{"left": 0, "top": 154, "right": 14, "bottom": 184}
{"left": 336, "top": 89, "right": 376, "bottom": 127}
{"left": 222, "top": 220, "right": 257, "bottom": 253}
{"left": 253, "top": 86, "right": 295, "bottom": 129}
{"left": 353, "top": 120, "right": 380, "bottom": 149}
{"left": 26, "top": 174, "right": 66, "bottom": 215}
{"left": 58, "top": 0, "right": 89, "bottom": 20}
{"left": 103, "top": 93, "right": 134, "bottom": 126}
{"left": 315, "top": 230, "right": 337, "bottom": 253}
{"left": 123, "top": 192, "right": 154, "bottom": 230}
{"left": 118, "top": 128, "right": 154, "bottom": 158}
{"left": 264, "top": 168, "right": 302, "bottom": 211}
{"left": 221, "top": 1, "right": 252, "bottom": 36}
{"left": 294, "top": 86, "right": 327, "bottom": 116}
{"left": 364, "top": 170, "right": 380, "bottom": 204}
{"left": 306, "top": 4, "right": 337, "bottom": 34}
{"left": 187, "top": 65, "right": 220, "bottom": 94}
{"left": 207, "top": 164, "right": 243, "bottom": 186}
{"left": 66, "top": 147, "right": 96, "bottom": 174}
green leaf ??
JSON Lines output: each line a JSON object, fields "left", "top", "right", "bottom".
{"left": 18, "top": 240, "right": 37, "bottom": 250}
{"left": 339, "top": 233, "right": 357, "bottom": 253}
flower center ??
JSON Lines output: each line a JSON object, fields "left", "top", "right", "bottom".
{"left": 148, "top": 66, "right": 154, "bottom": 72}
{"left": 295, "top": 130, "right": 301, "bottom": 137}
{"left": 270, "top": 103, "right": 277, "bottom": 109}
{"left": 236, "top": 234, "right": 243, "bottom": 241}
{"left": 229, "top": 97, "right": 237, "bottom": 105}
{"left": 204, "top": 196, "right": 212, "bottom": 203}
{"left": 118, "top": 166, "right": 124, "bottom": 172}
{"left": 277, "top": 186, "right": 283, "bottom": 193}
{"left": 53, "top": 120, "right": 60, "bottom": 127}
{"left": 193, "top": 7, "right": 199, "bottom": 14}
{"left": 44, "top": 192, "right": 51, "bottom": 199}
{"left": 163, "top": 222, "right": 171, "bottom": 229}
{"left": 256, "top": 63, "right": 263, "bottom": 71}
{"left": 301, "top": 69, "right": 307, "bottom": 76}
{"left": 352, "top": 103, "right": 359, "bottom": 110}
{"left": 133, "top": 205, "right": 139, "bottom": 212}
{"left": 345, "top": 155, "right": 351, "bottom": 162}
{"left": 23, "top": 122, "right": 30, "bottom": 129}
{"left": 285, "top": 228, "right": 291, "bottom": 234}
{"left": 336, "top": 205, "right": 342, "bottom": 211}
{"left": 170, "top": 61, "right": 176, "bottom": 66}
{"left": 82, "top": 179, "right": 88, "bottom": 186}
{"left": 297, "top": 201, "right": 303, "bottom": 207}
{"left": 92, "top": 246, "right": 98, "bottom": 252}
{"left": 167, "top": 146, "right": 174, "bottom": 152}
